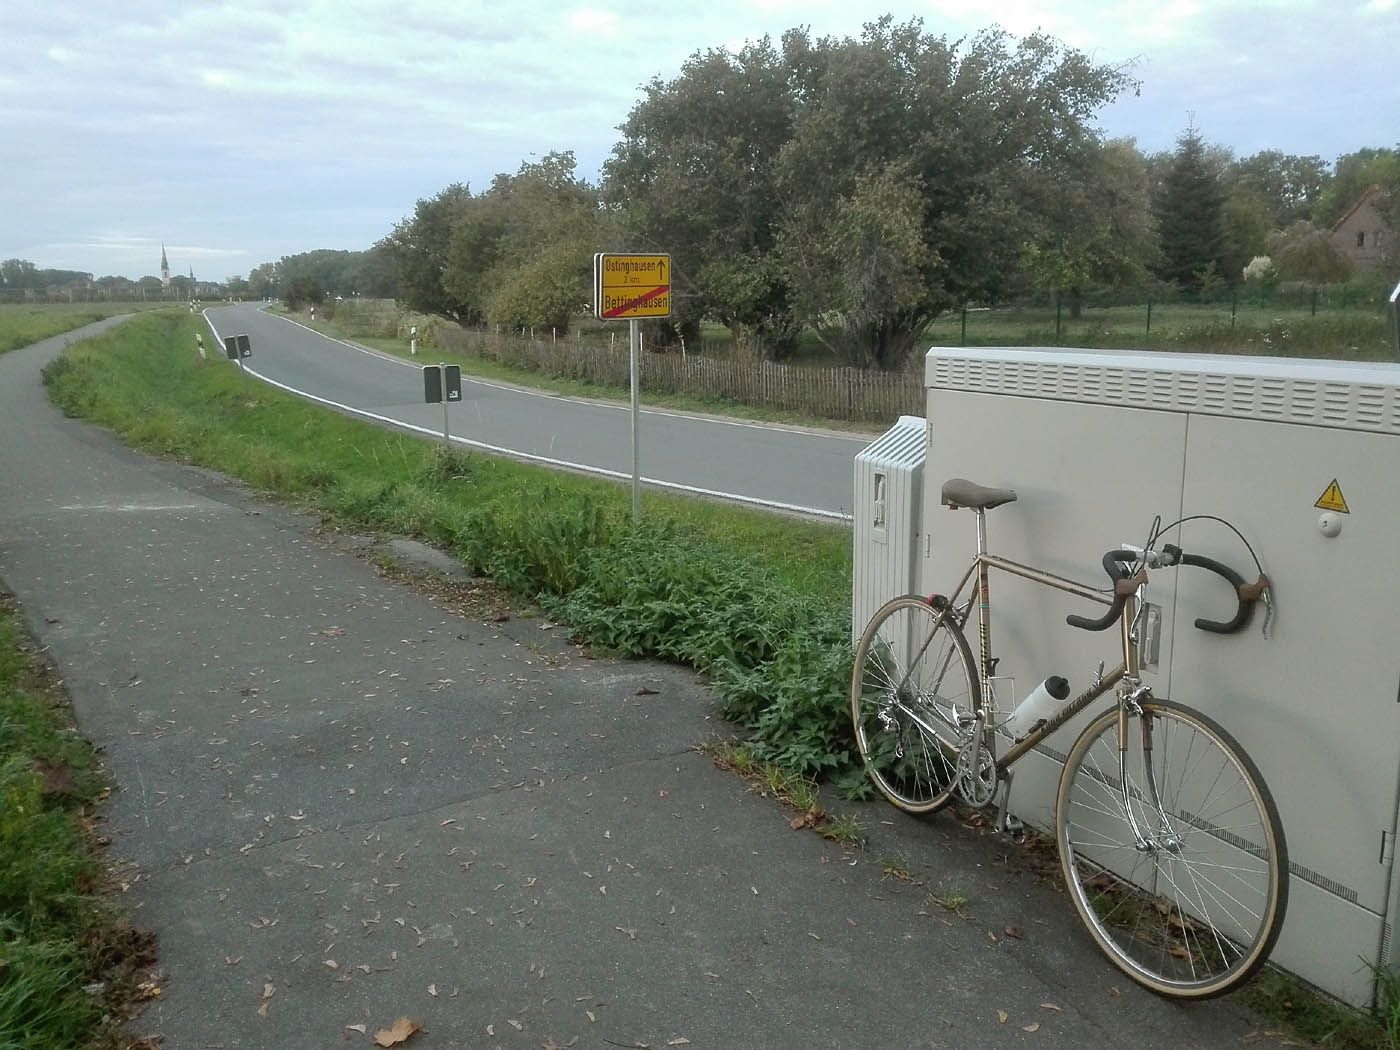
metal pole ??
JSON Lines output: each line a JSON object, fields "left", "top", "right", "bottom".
{"left": 441, "top": 362, "right": 450, "bottom": 446}
{"left": 960, "top": 304, "right": 967, "bottom": 345}
{"left": 630, "top": 318, "right": 641, "bottom": 525}
{"left": 1389, "top": 278, "right": 1400, "bottom": 360}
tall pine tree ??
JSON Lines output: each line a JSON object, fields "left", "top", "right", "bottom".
{"left": 1154, "top": 126, "right": 1230, "bottom": 291}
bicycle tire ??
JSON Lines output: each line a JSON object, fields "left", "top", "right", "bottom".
{"left": 1055, "top": 698, "right": 1288, "bottom": 999}
{"left": 850, "top": 595, "right": 980, "bottom": 814}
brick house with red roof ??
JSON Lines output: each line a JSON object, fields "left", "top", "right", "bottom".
{"left": 1330, "top": 185, "right": 1390, "bottom": 273}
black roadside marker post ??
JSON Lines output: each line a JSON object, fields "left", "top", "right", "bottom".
{"left": 422, "top": 363, "right": 461, "bottom": 446}
{"left": 223, "top": 334, "right": 252, "bottom": 381}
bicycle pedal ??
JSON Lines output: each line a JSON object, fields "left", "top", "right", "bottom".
{"left": 999, "top": 814, "right": 1027, "bottom": 843}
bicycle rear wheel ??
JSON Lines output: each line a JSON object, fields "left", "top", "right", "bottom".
{"left": 1055, "top": 698, "right": 1287, "bottom": 999}
{"left": 850, "top": 596, "right": 979, "bottom": 814}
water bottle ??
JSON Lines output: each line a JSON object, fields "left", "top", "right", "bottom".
{"left": 1003, "top": 675, "right": 1070, "bottom": 740}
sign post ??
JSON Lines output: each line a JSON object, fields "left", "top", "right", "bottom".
{"left": 223, "top": 334, "right": 252, "bottom": 380}
{"left": 593, "top": 253, "right": 671, "bottom": 524}
{"left": 422, "top": 363, "right": 462, "bottom": 446}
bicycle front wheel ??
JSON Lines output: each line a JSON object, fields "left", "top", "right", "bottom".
{"left": 1056, "top": 699, "right": 1287, "bottom": 999}
{"left": 851, "top": 596, "right": 979, "bottom": 814}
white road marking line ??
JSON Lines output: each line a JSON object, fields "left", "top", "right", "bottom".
{"left": 202, "top": 309, "right": 853, "bottom": 522}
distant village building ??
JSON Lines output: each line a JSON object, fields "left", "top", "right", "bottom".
{"left": 1330, "top": 186, "right": 1390, "bottom": 273}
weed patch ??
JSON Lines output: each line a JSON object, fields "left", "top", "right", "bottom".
{"left": 0, "top": 597, "right": 155, "bottom": 1049}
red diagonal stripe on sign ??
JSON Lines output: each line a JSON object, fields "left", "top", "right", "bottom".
{"left": 602, "top": 284, "right": 668, "bottom": 319}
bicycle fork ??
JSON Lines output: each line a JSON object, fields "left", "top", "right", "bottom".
{"left": 1116, "top": 682, "right": 1183, "bottom": 856}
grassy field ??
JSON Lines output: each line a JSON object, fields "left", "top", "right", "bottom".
{"left": 0, "top": 301, "right": 174, "bottom": 354}
{"left": 926, "top": 300, "right": 1396, "bottom": 359}
{"left": 35, "top": 309, "right": 1400, "bottom": 1046}
{"left": 0, "top": 597, "right": 157, "bottom": 1049}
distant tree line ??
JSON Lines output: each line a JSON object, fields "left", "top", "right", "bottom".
{"left": 284, "top": 17, "right": 1400, "bottom": 369}
{"left": 243, "top": 247, "right": 401, "bottom": 308}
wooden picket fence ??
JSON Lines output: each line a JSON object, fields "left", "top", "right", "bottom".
{"left": 431, "top": 326, "right": 922, "bottom": 424}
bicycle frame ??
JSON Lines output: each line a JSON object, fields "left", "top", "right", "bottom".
{"left": 941, "top": 509, "right": 1140, "bottom": 777}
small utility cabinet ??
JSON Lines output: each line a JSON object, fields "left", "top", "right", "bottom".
{"left": 853, "top": 345, "right": 1400, "bottom": 1007}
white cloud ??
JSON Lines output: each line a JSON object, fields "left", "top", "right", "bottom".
{"left": 566, "top": 8, "right": 621, "bottom": 37}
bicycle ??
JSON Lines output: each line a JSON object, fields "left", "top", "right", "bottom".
{"left": 850, "top": 477, "right": 1287, "bottom": 1000}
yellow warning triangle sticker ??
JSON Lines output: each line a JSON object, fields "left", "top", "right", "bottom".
{"left": 1314, "top": 479, "right": 1349, "bottom": 514}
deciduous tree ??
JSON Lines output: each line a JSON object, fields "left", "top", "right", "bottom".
{"left": 379, "top": 183, "right": 474, "bottom": 317}
{"left": 604, "top": 35, "right": 799, "bottom": 355}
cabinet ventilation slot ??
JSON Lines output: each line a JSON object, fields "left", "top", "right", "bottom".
{"left": 929, "top": 354, "right": 1400, "bottom": 434}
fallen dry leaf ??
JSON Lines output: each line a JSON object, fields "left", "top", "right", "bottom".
{"left": 997, "top": 1009, "right": 1008, "bottom": 1024}
{"left": 374, "top": 1016, "right": 423, "bottom": 1047}
{"left": 1004, "top": 926, "right": 1024, "bottom": 939}
{"left": 668, "top": 1039, "right": 692, "bottom": 1046}
{"left": 1023, "top": 1022, "right": 1041, "bottom": 1032}
{"left": 262, "top": 984, "right": 276, "bottom": 1000}
{"left": 1040, "top": 1003, "right": 1062, "bottom": 1012}
{"left": 346, "top": 1024, "right": 367, "bottom": 1034}
{"left": 428, "top": 984, "right": 438, "bottom": 997}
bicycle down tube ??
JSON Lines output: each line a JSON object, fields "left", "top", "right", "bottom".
{"left": 944, "top": 548, "right": 1130, "bottom": 772}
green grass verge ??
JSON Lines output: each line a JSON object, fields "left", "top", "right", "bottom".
{"left": 0, "top": 596, "right": 156, "bottom": 1049}
{"left": 0, "top": 302, "right": 173, "bottom": 355}
{"left": 44, "top": 311, "right": 859, "bottom": 785}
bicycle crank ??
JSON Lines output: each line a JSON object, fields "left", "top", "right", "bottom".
{"left": 955, "top": 732, "right": 998, "bottom": 807}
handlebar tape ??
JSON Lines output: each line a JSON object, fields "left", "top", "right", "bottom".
{"left": 1180, "top": 553, "right": 1256, "bottom": 634}
{"left": 1066, "top": 550, "right": 1138, "bottom": 632}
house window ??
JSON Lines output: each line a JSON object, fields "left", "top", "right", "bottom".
{"left": 1356, "top": 230, "right": 1366, "bottom": 248}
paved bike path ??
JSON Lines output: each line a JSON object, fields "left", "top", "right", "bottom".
{"left": 0, "top": 320, "right": 1295, "bottom": 1049}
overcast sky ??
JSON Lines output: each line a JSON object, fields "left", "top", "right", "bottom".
{"left": 5, "top": 0, "right": 1397, "bottom": 281}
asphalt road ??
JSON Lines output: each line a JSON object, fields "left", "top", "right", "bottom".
{"left": 0, "top": 317, "right": 1293, "bottom": 1049}
{"left": 203, "top": 304, "right": 873, "bottom": 521}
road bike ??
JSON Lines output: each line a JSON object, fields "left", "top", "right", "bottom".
{"left": 850, "top": 477, "right": 1287, "bottom": 999}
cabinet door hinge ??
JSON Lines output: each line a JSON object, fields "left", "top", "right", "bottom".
{"left": 1381, "top": 830, "right": 1396, "bottom": 866}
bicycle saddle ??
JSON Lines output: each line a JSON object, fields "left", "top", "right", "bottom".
{"left": 941, "top": 478, "right": 1018, "bottom": 510}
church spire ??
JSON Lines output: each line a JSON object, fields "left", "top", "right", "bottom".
{"left": 160, "top": 243, "right": 171, "bottom": 289}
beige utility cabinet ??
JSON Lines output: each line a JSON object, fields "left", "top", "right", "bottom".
{"left": 898, "top": 345, "right": 1400, "bottom": 1007}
